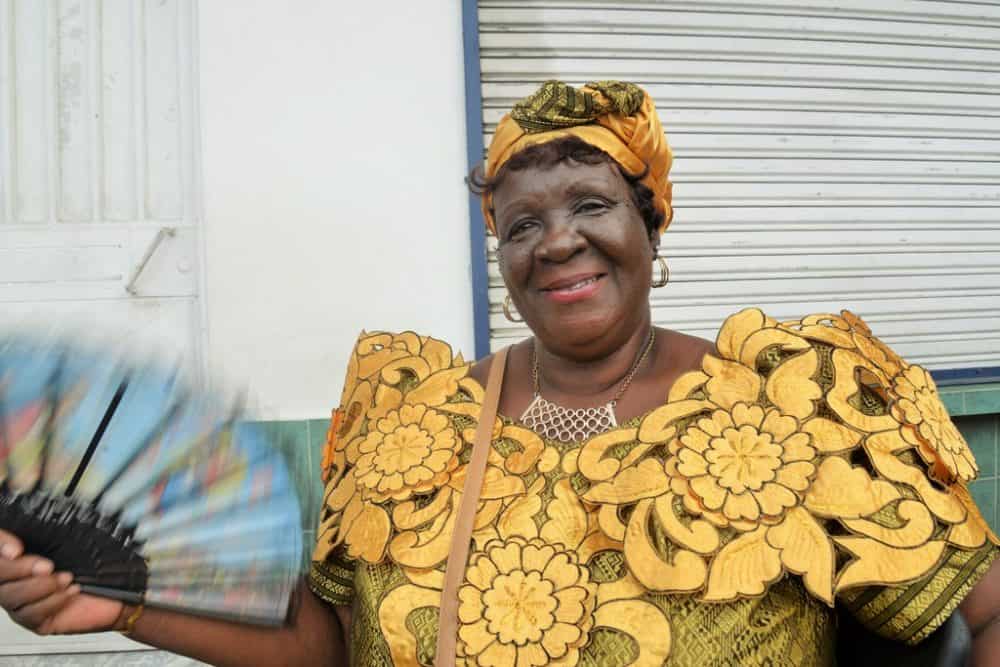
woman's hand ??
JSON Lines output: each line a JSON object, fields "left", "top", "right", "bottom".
{"left": 0, "top": 529, "right": 124, "bottom": 635}
{"left": 1, "top": 529, "right": 348, "bottom": 665}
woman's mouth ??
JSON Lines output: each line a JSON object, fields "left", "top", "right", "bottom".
{"left": 541, "top": 274, "right": 604, "bottom": 304}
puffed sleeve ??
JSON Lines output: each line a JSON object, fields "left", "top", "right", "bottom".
{"left": 656, "top": 308, "right": 999, "bottom": 643}
{"left": 839, "top": 511, "right": 997, "bottom": 644}
{"left": 778, "top": 312, "right": 1000, "bottom": 645}
{"left": 307, "top": 396, "right": 361, "bottom": 607}
{"left": 306, "top": 330, "right": 465, "bottom": 607}
{"left": 307, "top": 330, "right": 390, "bottom": 607}
{"left": 308, "top": 542, "right": 357, "bottom": 607}
{"left": 306, "top": 334, "right": 364, "bottom": 608}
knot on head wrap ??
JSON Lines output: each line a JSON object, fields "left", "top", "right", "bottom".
{"left": 509, "top": 80, "right": 646, "bottom": 133}
{"left": 484, "top": 80, "right": 673, "bottom": 235}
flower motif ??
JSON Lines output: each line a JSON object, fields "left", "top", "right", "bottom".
{"left": 839, "top": 310, "right": 870, "bottom": 335}
{"left": 780, "top": 310, "right": 903, "bottom": 382}
{"left": 353, "top": 331, "right": 425, "bottom": 384}
{"left": 891, "top": 365, "right": 977, "bottom": 482}
{"left": 672, "top": 403, "right": 816, "bottom": 523}
{"left": 843, "top": 313, "right": 904, "bottom": 381}
{"left": 378, "top": 478, "right": 672, "bottom": 667}
{"left": 355, "top": 404, "right": 461, "bottom": 502}
{"left": 587, "top": 309, "right": 973, "bottom": 604}
{"left": 458, "top": 537, "right": 596, "bottom": 667}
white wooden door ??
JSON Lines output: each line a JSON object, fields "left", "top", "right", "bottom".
{"left": 0, "top": 0, "right": 202, "bottom": 365}
{"left": 0, "top": 0, "right": 202, "bottom": 654}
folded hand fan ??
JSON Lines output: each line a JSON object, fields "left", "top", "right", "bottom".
{"left": 0, "top": 335, "right": 303, "bottom": 625}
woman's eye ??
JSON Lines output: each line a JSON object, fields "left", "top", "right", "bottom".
{"left": 507, "top": 220, "right": 536, "bottom": 240}
{"left": 577, "top": 200, "right": 609, "bottom": 214}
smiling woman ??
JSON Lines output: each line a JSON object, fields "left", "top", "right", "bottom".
{"left": 297, "top": 81, "right": 1000, "bottom": 666}
{"left": 492, "top": 157, "right": 656, "bottom": 356}
{"left": 3, "top": 79, "right": 1000, "bottom": 667}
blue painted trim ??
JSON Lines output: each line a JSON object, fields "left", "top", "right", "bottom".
{"left": 461, "top": 0, "right": 492, "bottom": 360}
{"left": 932, "top": 367, "right": 1000, "bottom": 387}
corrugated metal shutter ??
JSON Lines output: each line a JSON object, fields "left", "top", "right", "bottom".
{"left": 0, "top": 0, "right": 202, "bottom": 369}
{"left": 477, "top": 0, "right": 1000, "bottom": 371}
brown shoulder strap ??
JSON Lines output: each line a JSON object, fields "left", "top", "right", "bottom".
{"left": 434, "top": 346, "right": 509, "bottom": 666}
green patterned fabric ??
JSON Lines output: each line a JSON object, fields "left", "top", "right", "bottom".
{"left": 510, "top": 80, "right": 646, "bottom": 133}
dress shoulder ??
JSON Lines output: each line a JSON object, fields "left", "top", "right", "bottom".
{"left": 598, "top": 307, "right": 997, "bottom": 642}
{"left": 309, "top": 329, "right": 501, "bottom": 558}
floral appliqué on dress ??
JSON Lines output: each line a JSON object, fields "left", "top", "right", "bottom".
{"left": 310, "top": 312, "right": 998, "bottom": 666}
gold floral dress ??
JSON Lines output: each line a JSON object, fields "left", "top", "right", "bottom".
{"left": 308, "top": 309, "right": 998, "bottom": 667}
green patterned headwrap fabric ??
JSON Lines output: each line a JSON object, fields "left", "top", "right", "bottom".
{"left": 510, "top": 80, "right": 648, "bottom": 133}
{"left": 484, "top": 79, "right": 674, "bottom": 234}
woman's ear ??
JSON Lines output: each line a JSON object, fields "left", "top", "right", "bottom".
{"left": 649, "top": 230, "right": 660, "bottom": 256}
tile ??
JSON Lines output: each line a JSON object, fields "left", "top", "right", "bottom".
{"left": 260, "top": 420, "right": 317, "bottom": 530}
{"left": 965, "top": 387, "right": 1000, "bottom": 416}
{"left": 309, "top": 418, "right": 333, "bottom": 467}
{"left": 301, "top": 529, "right": 316, "bottom": 571}
{"left": 956, "top": 415, "right": 997, "bottom": 479}
{"left": 308, "top": 415, "right": 333, "bottom": 459}
{"left": 940, "top": 390, "right": 965, "bottom": 417}
{"left": 969, "top": 479, "right": 998, "bottom": 535}
{"left": 302, "top": 419, "right": 332, "bottom": 531}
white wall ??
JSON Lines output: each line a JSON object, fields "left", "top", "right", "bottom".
{"left": 3, "top": 3, "right": 473, "bottom": 655}
{"left": 198, "top": 1, "right": 475, "bottom": 419}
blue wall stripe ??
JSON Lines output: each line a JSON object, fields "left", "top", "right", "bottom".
{"left": 461, "top": 0, "right": 492, "bottom": 360}
{"left": 932, "top": 366, "right": 1000, "bottom": 387}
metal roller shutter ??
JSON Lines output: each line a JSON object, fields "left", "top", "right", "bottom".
{"left": 476, "top": 0, "right": 1000, "bottom": 372}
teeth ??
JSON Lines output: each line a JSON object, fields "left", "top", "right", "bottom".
{"left": 556, "top": 277, "right": 597, "bottom": 291}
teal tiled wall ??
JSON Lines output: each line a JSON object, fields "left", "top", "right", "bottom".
{"left": 943, "top": 383, "right": 1000, "bottom": 534}
{"left": 270, "top": 383, "right": 1000, "bottom": 565}
{"left": 259, "top": 418, "right": 330, "bottom": 569}
{"left": 941, "top": 383, "right": 1000, "bottom": 418}
{"left": 959, "top": 412, "right": 1000, "bottom": 533}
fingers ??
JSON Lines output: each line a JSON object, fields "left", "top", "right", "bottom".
{"left": 0, "top": 552, "right": 55, "bottom": 585}
{"left": 0, "top": 571, "right": 72, "bottom": 610}
{"left": 0, "top": 532, "right": 80, "bottom": 634}
{"left": 0, "top": 530, "right": 24, "bottom": 560}
{"left": 10, "top": 582, "right": 81, "bottom": 632}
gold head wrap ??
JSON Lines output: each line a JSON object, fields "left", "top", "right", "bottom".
{"left": 483, "top": 80, "right": 673, "bottom": 235}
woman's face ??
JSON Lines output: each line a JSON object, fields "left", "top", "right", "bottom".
{"left": 493, "top": 159, "right": 657, "bottom": 358}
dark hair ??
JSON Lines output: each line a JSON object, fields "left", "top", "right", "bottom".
{"left": 467, "top": 136, "right": 664, "bottom": 237}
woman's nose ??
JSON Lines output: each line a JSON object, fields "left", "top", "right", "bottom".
{"left": 535, "top": 217, "right": 586, "bottom": 263}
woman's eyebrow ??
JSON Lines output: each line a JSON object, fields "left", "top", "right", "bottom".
{"left": 563, "top": 179, "right": 618, "bottom": 198}
{"left": 495, "top": 177, "right": 618, "bottom": 221}
{"left": 494, "top": 195, "right": 539, "bottom": 222}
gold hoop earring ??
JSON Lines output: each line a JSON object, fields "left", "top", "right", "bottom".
{"left": 502, "top": 295, "right": 523, "bottom": 322}
{"left": 652, "top": 256, "right": 670, "bottom": 288}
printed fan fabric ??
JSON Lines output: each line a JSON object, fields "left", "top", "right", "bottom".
{"left": 308, "top": 309, "right": 998, "bottom": 666}
{"left": 0, "top": 339, "right": 302, "bottom": 625}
